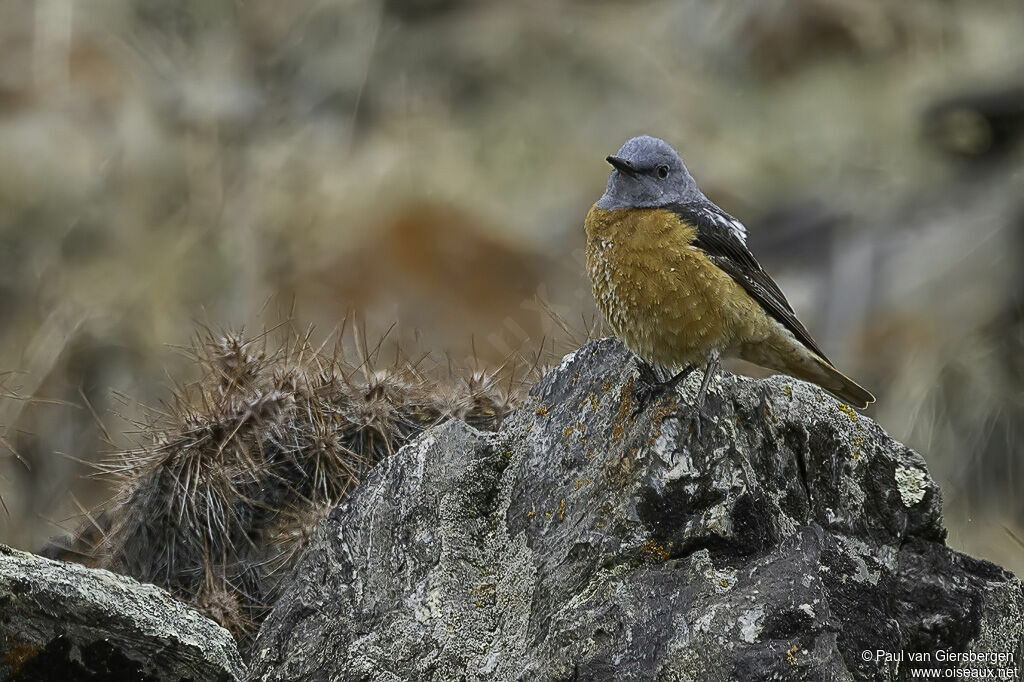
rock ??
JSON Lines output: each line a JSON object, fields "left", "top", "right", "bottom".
{"left": 0, "top": 545, "right": 246, "bottom": 681}
{"left": 248, "top": 339, "right": 1024, "bottom": 681}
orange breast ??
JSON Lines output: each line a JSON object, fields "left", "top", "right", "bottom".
{"left": 584, "top": 205, "right": 768, "bottom": 369}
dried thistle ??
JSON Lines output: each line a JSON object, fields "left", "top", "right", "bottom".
{"left": 75, "top": 323, "right": 530, "bottom": 647}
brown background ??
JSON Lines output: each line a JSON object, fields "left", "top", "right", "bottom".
{"left": 0, "top": 0, "right": 1021, "bottom": 575}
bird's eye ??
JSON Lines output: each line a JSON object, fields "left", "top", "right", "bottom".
{"left": 656, "top": 165, "right": 670, "bottom": 179}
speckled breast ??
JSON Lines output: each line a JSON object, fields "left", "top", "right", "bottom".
{"left": 584, "top": 205, "right": 760, "bottom": 369}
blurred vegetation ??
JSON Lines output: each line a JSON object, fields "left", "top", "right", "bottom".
{"left": 0, "top": 0, "right": 1022, "bottom": 583}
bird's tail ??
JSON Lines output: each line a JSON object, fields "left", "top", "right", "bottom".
{"left": 799, "top": 356, "right": 875, "bottom": 409}
{"left": 741, "top": 336, "right": 875, "bottom": 409}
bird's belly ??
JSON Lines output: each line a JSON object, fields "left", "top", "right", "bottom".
{"left": 588, "top": 244, "right": 763, "bottom": 370}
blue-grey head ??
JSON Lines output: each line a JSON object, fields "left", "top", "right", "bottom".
{"left": 596, "top": 135, "right": 704, "bottom": 210}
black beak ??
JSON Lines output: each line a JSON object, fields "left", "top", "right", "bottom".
{"left": 606, "top": 155, "right": 638, "bottom": 178}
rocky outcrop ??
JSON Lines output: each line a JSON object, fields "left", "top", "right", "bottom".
{"left": 0, "top": 545, "right": 246, "bottom": 681}
{"left": 249, "top": 339, "right": 1023, "bottom": 681}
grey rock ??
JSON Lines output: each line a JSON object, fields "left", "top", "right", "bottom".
{"left": 0, "top": 544, "right": 246, "bottom": 681}
{"left": 249, "top": 339, "right": 1024, "bottom": 681}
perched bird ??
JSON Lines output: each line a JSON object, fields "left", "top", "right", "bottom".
{"left": 585, "top": 135, "right": 874, "bottom": 411}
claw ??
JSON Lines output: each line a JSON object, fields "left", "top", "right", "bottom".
{"left": 687, "top": 357, "right": 721, "bottom": 441}
{"left": 631, "top": 362, "right": 695, "bottom": 418}
{"left": 631, "top": 382, "right": 666, "bottom": 419}
{"left": 689, "top": 403, "right": 715, "bottom": 440}
{"left": 635, "top": 360, "right": 662, "bottom": 387}
{"left": 630, "top": 357, "right": 721, "bottom": 441}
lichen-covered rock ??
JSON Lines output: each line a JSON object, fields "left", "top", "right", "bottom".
{"left": 249, "top": 339, "right": 1023, "bottom": 681}
{"left": 0, "top": 545, "right": 246, "bottom": 681}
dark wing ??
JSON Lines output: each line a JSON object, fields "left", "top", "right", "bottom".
{"left": 666, "top": 201, "right": 831, "bottom": 363}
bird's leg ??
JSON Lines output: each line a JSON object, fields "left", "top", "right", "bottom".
{"left": 695, "top": 356, "right": 720, "bottom": 407}
{"left": 663, "top": 365, "right": 697, "bottom": 393}
{"left": 690, "top": 355, "right": 721, "bottom": 439}
{"left": 632, "top": 361, "right": 696, "bottom": 417}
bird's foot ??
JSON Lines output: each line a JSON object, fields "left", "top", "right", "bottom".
{"left": 686, "top": 358, "right": 721, "bottom": 441}
{"left": 687, "top": 403, "right": 716, "bottom": 441}
{"left": 758, "top": 384, "right": 773, "bottom": 421}
{"left": 631, "top": 362, "right": 695, "bottom": 418}
{"left": 634, "top": 360, "right": 662, "bottom": 389}
{"left": 631, "top": 382, "right": 672, "bottom": 419}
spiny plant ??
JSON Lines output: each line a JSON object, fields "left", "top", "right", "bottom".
{"left": 81, "top": 322, "right": 533, "bottom": 648}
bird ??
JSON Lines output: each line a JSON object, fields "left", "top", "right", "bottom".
{"left": 584, "top": 135, "right": 874, "bottom": 415}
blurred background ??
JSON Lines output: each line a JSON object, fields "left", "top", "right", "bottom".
{"left": 0, "top": 0, "right": 1021, "bottom": 574}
